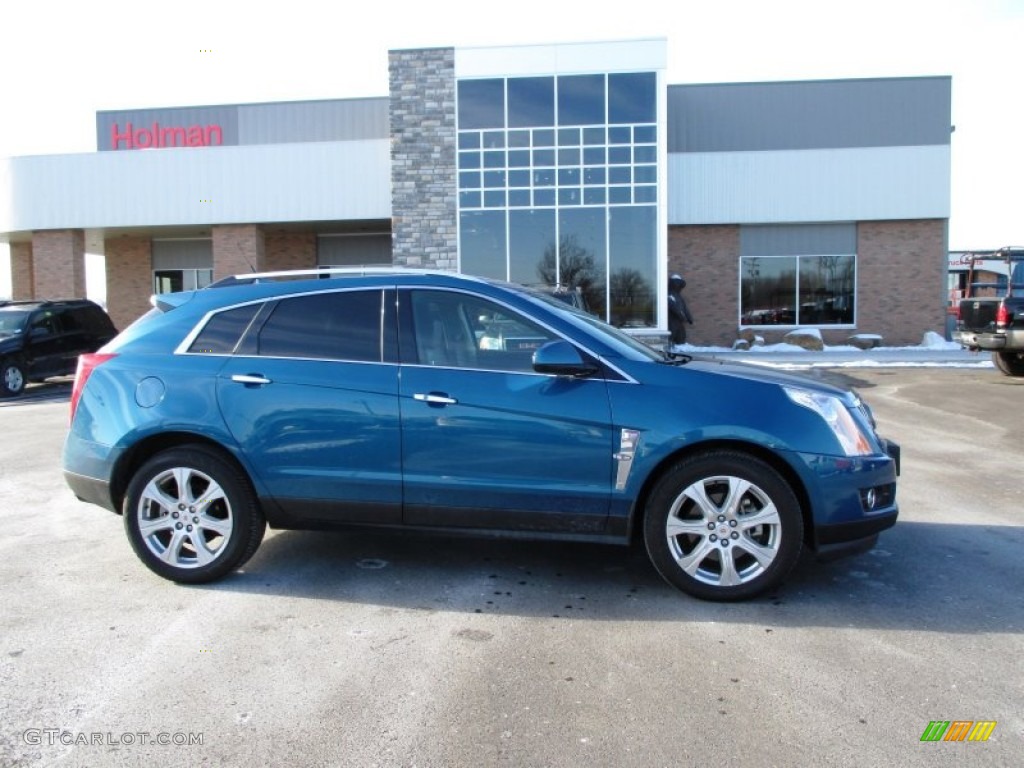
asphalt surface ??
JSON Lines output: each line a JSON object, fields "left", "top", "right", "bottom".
{"left": 0, "top": 369, "right": 1021, "bottom": 767}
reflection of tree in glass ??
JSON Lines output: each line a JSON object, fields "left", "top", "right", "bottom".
{"left": 610, "top": 268, "right": 654, "bottom": 327}
{"left": 537, "top": 235, "right": 605, "bottom": 314}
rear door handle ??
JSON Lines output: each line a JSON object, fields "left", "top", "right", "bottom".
{"left": 413, "top": 392, "right": 457, "bottom": 405}
{"left": 231, "top": 374, "right": 272, "bottom": 386}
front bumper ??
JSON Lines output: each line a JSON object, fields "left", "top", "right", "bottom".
{"left": 796, "top": 438, "right": 900, "bottom": 557}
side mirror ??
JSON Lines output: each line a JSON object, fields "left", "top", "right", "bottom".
{"left": 532, "top": 341, "right": 599, "bottom": 378}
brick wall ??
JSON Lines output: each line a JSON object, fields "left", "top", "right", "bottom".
{"left": 389, "top": 48, "right": 458, "bottom": 269}
{"left": 669, "top": 220, "right": 947, "bottom": 348}
{"left": 9, "top": 242, "right": 34, "bottom": 300}
{"left": 32, "top": 230, "right": 85, "bottom": 298}
{"left": 264, "top": 230, "right": 316, "bottom": 272}
{"left": 856, "top": 219, "right": 947, "bottom": 346}
{"left": 105, "top": 237, "right": 153, "bottom": 330}
{"left": 212, "top": 224, "right": 265, "bottom": 280}
{"left": 668, "top": 225, "right": 741, "bottom": 347}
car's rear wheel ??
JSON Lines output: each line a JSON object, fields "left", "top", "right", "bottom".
{"left": 643, "top": 451, "right": 804, "bottom": 601}
{"left": 0, "top": 357, "right": 26, "bottom": 397}
{"left": 993, "top": 351, "right": 1024, "bottom": 377}
{"left": 123, "top": 446, "right": 265, "bottom": 584}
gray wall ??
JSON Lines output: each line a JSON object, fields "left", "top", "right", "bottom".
{"left": 97, "top": 98, "right": 389, "bottom": 151}
{"left": 668, "top": 76, "right": 952, "bottom": 153}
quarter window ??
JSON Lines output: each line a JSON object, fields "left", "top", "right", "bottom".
{"left": 188, "top": 304, "right": 262, "bottom": 354}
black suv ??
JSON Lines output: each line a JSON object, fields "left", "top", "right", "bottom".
{"left": 0, "top": 300, "right": 117, "bottom": 396}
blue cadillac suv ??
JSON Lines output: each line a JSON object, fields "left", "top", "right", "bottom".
{"left": 62, "top": 269, "right": 899, "bottom": 601}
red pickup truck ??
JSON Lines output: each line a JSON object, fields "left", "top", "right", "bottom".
{"left": 952, "top": 247, "right": 1024, "bottom": 376}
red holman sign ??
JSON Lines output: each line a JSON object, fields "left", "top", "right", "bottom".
{"left": 110, "top": 121, "right": 223, "bottom": 150}
{"left": 97, "top": 107, "right": 237, "bottom": 151}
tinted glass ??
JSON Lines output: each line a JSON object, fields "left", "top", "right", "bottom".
{"left": 608, "top": 72, "right": 656, "bottom": 124}
{"left": 458, "top": 79, "right": 505, "bottom": 129}
{"left": 609, "top": 206, "right": 657, "bottom": 328}
{"left": 188, "top": 304, "right": 261, "bottom": 354}
{"left": 509, "top": 209, "right": 556, "bottom": 285}
{"left": 558, "top": 75, "right": 605, "bottom": 125}
{"left": 257, "top": 291, "right": 382, "bottom": 362}
{"left": 460, "top": 211, "right": 507, "bottom": 279}
{"left": 507, "top": 77, "right": 554, "bottom": 127}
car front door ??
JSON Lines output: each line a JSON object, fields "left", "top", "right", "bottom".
{"left": 398, "top": 288, "right": 614, "bottom": 533}
{"left": 215, "top": 288, "right": 402, "bottom": 525}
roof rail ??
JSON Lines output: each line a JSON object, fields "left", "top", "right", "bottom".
{"left": 206, "top": 266, "right": 469, "bottom": 289}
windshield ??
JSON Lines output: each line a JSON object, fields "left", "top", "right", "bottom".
{"left": 515, "top": 285, "right": 663, "bottom": 362}
{"left": 0, "top": 310, "right": 31, "bottom": 334}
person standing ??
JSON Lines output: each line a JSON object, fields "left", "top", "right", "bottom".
{"left": 668, "top": 273, "right": 694, "bottom": 345}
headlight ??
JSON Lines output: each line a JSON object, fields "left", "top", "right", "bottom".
{"left": 784, "top": 387, "right": 873, "bottom": 456}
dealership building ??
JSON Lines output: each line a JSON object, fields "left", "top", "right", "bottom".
{"left": 0, "top": 39, "right": 952, "bottom": 346}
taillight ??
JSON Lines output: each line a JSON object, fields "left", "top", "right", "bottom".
{"left": 996, "top": 304, "right": 1010, "bottom": 326}
{"left": 70, "top": 353, "right": 117, "bottom": 424}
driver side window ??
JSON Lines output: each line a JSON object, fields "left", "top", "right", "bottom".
{"left": 409, "top": 291, "right": 556, "bottom": 373}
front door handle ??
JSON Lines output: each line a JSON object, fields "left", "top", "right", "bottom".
{"left": 413, "top": 392, "right": 458, "bottom": 405}
{"left": 231, "top": 373, "right": 272, "bottom": 386}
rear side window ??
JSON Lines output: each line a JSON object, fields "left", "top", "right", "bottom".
{"left": 257, "top": 291, "right": 382, "bottom": 362}
{"left": 188, "top": 304, "right": 262, "bottom": 354}
{"left": 80, "top": 305, "right": 116, "bottom": 333}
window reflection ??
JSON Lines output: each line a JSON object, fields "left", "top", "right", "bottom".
{"left": 557, "top": 75, "right": 605, "bottom": 126}
{"left": 508, "top": 77, "right": 554, "bottom": 128}
{"left": 739, "top": 255, "right": 856, "bottom": 326}
{"left": 456, "top": 70, "right": 659, "bottom": 326}
{"left": 458, "top": 79, "right": 505, "bottom": 129}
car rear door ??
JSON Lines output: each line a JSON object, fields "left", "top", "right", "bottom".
{"left": 397, "top": 288, "right": 614, "bottom": 533}
{"left": 215, "top": 288, "right": 402, "bottom": 525}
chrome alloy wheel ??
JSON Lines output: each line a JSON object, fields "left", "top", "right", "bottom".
{"left": 664, "top": 474, "right": 782, "bottom": 588}
{"left": 135, "top": 466, "right": 234, "bottom": 569}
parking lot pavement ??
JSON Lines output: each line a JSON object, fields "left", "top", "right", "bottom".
{"left": 1, "top": 369, "right": 1021, "bottom": 767}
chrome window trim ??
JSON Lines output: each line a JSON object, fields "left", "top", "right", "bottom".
{"left": 175, "top": 286, "right": 390, "bottom": 361}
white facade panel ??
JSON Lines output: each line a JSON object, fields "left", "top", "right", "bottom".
{"left": 1, "top": 140, "right": 391, "bottom": 234}
{"left": 455, "top": 38, "right": 666, "bottom": 77}
{"left": 668, "top": 145, "right": 951, "bottom": 225}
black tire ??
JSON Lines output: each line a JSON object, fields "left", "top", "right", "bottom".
{"left": 123, "top": 446, "right": 266, "bottom": 584}
{"left": 0, "top": 357, "right": 26, "bottom": 397}
{"left": 643, "top": 450, "right": 804, "bottom": 601}
{"left": 993, "top": 351, "right": 1024, "bottom": 377}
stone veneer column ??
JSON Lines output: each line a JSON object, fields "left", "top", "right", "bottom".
{"left": 212, "top": 224, "right": 266, "bottom": 281}
{"left": 389, "top": 47, "right": 458, "bottom": 270}
{"left": 105, "top": 236, "right": 154, "bottom": 330}
{"left": 31, "top": 229, "right": 86, "bottom": 298}
{"left": 9, "top": 242, "right": 34, "bottom": 299}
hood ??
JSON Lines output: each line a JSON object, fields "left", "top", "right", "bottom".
{"left": 687, "top": 357, "right": 851, "bottom": 396}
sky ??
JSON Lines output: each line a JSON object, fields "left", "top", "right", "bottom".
{"left": 1, "top": 0, "right": 1021, "bottom": 250}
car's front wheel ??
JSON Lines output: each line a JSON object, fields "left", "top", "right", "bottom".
{"left": 123, "top": 446, "right": 266, "bottom": 584}
{"left": 643, "top": 451, "right": 804, "bottom": 601}
{"left": 993, "top": 351, "right": 1024, "bottom": 377}
{"left": 0, "top": 357, "right": 26, "bottom": 397}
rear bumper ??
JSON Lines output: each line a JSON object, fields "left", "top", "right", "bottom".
{"left": 63, "top": 470, "right": 118, "bottom": 514}
{"left": 954, "top": 329, "right": 1024, "bottom": 351}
